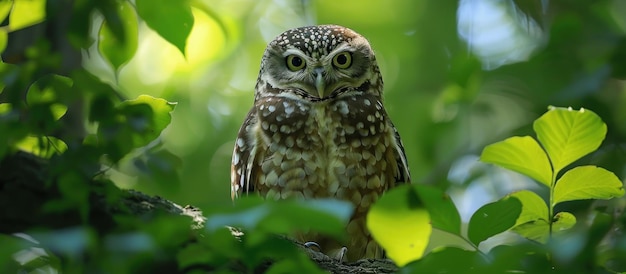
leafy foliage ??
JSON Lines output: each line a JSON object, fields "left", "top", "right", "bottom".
{"left": 467, "top": 196, "right": 522, "bottom": 246}
{"left": 202, "top": 197, "right": 352, "bottom": 273}
{"left": 0, "top": 1, "right": 195, "bottom": 272}
{"left": 98, "top": 0, "right": 138, "bottom": 71}
{"left": 372, "top": 106, "right": 624, "bottom": 272}
{"left": 367, "top": 184, "right": 432, "bottom": 266}
{"left": 135, "top": 0, "right": 194, "bottom": 55}
{"left": 482, "top": 107, "right": 624, "bottom": 243}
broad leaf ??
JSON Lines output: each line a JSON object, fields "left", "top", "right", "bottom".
{"left": 0, "top": 30, "right": 7, "bottom": 54}
{"left": 0, "top": 2, "right": 11, "bottom": 22}
{"left": 136, "top": 0, "right": 194, "bottom": 56}
{"left": 26, "top": 75, "right": 72, "bottom": 121}
{"left": 511, "top": 211, "right": 576, "bottom": 243}
{"left": 510, "top": 190, "right": 548, "bottom": 227}
{"left": 117, "top": 95, "right": 176, "bottom": 147}
{"left": 488, "top": 243, "right": 552, "bottom": 273}
{"left": 534, "top": 107, "right": 607, "bottom": 174}
{"left": 206, "top": 197, "right": 353, "bottom": 241}
{"left": 15, "top": 135, "right": 68, "bottom": 158}
{"left": 0, "top": 103, "right": 10, "bottom": 114}
{"left": 415, "top": 185, "right": 461, "bottom": 235}
{"left": 259, "top": 199, "right": 353, "bottom": 241}
{"left": 26, "top": 74, "right": 73, "bottom": 103}
{"left": 584, "top": 212, "right": 613, "bottom": 250}
{"left": 204, "top": 196, "right": 267, "bottom": 231}
{"left": 553, "top": 165, "right": 624, "bottom": 206}
{"left": 468, "top": 196, "right": 522, "bottom": 246}
{"left": 512, "top": 219, "right": 550, "bottom": 243}
{"left": 28, "top": 227, "right": 95, "bottom": 257}
{"left": 178, "top": 242, "right": 213, "bottom": 269}
{"left": 9, "top": 0, "right": 46, "bottom": 31}
{"left": 99, "top": 1, "right": 138, "bottom": 70}
{"left": 367, "top": 185, "right": 432, "bottom": 266}
{"left": 552, "top": 212, "right": 576, "bottom": 232}
{"left": 481, "top": 136, "right": 552, "bottom": 187}
{"left": 400, "top": 247, "right": 483, "bottom": 274}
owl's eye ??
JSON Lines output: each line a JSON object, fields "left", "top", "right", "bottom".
{"left": 286, "top": 55, "right": 306, "bottom": 71}
{"left": 332, "top": 52, "right": 352, "bottom": 69}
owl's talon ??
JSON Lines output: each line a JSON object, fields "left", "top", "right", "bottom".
{"left": 303, "top": 241, "right": 321, "bottom": 252}
{"left": 335, "top": 246, "right": 348, "bottom": 262}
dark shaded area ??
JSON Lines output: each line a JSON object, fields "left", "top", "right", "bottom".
{"left": 0, "top": 151, "right": 202, "bottom": 234}
{"left": 0, "top": 151, "right": 395, "bottom": 273}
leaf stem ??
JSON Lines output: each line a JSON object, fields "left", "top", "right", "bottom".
{"left": 433, "top": 229, "right": 492, "bottom": 262}
{"left": 548, "top": 171, "right": 557, "bottom": 236}
{"left": 460, "top": 234, "right": 491, "bottom": 263}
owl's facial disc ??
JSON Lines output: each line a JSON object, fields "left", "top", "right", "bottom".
{"left": 278, "top": 46, "right": 362, "bottom": 99}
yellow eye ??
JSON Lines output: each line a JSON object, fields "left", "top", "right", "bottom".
{"left": 332, "top": 52, "right": 352, "bottom": 69}
{"left": 286, "top": 55, "right": 306, "bottom": 71}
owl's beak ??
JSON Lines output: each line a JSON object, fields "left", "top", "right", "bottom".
{"left": 313, "top": 67, "right": 326, "bottom": 98}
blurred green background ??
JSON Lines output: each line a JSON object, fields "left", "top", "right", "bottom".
{"left": 84, "top": 0, "right": 626, "bottom": 220}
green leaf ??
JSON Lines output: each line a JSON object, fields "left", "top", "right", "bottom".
{"left": 0, "top": 103, "right": 25, "bottom": 159}
{"left": 0, "top": 103, "right": 11, "bottom": 114}
{"left": 259, "top": 198, "right": 353, "bottom": 241}
{"left": 9, "top": 0, "right": 46, "bottom": 31}
{"left": 480, "top": 136, "right": 552, "bottom": 187}
{"left": 117, "top": 95, "right": 176, "bottom": 148}
{"left": 205, "top": 197, "right": 352, "bottom": 270}
{"left": 26, "top": 75, "right": 72, "bottom": 121}
{"left": 119, "top": 95, "right": 176, "bottom": 132}
{"left": 177, "top": 242, "right": 212, "bottom": 269}
{"left": 265, "top": 255, "right": 326, "bottom": 274}
{"left": 534, "top": 107, "right": 607, "bottom": 174}
{"left": 367, "top": 184, "right": 432, "bottom": 266}
{"left": 96, "top": 0, "right": 126, "bottom": 43}
{"left": 0, "top": 30, "right": 7, "bottom": 54}
{"left": 415, "top": 185, "right": 461, "bottom": 235}
{"left": 487, "top": 243, "right": 551, "bottom": 272}
{"left": 15, "top": 135, "right": 68, "bottom": 158}
{"left": 512, "top": 219, "right": 550, "bottom": 243}
{"left": 89, "top": 90, "right": 156, "bottom": 162}
{"left": 136, "top": 0, "right": 194, "bottom": 56}
{"left": 204, "top": 196, "right": 267, "bottom": 231}
{"left": 28, "top": 227, "right": 95, "bottom": 258}
{"left": 50, "top": 104, "right": 68, "bottom": 121}
{"left": 206, "top": 197, "right": 353, "bottom": 241}
{"left": 552, "top": 212, "right": 576, "bottom": 232}
{"left": 468, "top": 196, "right": 522, "bottom": 246}
{"left": 0, "top": 2, "right": 11, "bottom": 22}
{"left": 400, "top": 247, "right": 484, "bottom": 274}
{"left": 510, "top": 190, "right": 549, "bottom": 227}
{"left": 509, "top": 202, "right": 575, "bottom": 244}
{"left": 98, "top": 1, "right": 138, "bottom": 70}
{"left": 553, "top": 165, "right": 625, "bottom": 206}
{"left": 513, "top": 212, "right": 574, "bottom": 244}
{"left": 67, "top": 1, "right": 96, "bottom": 49}
{"left": 26, "top": 75, "right": 73, "bottom": 104}
{"left": 585, "top": 212, "right": 613, "bottom": 250}
{"left": 197, "top": 227, "right": 241, "bottom": 264}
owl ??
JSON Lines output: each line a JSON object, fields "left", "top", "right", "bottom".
{"left": 231, "top": 25, "right": 410, "bottom": 261}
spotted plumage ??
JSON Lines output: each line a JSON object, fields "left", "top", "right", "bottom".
{"left": 231, "top": 25, "right": 410, "bottom": 261}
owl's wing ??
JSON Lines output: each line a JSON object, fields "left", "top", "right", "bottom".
{"left": 231, "top": 108, "right": 262, "bottom": 200}
{"left": 390, "top": 120, "right": 411, "bottom": 184}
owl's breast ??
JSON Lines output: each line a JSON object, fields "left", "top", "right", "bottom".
{"left": 254, "top": 94, "right": 396, "bottom": 207}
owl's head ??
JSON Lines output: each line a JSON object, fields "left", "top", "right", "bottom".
{"left": 258, "top": 25, "right": 382, "bottom": 100}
